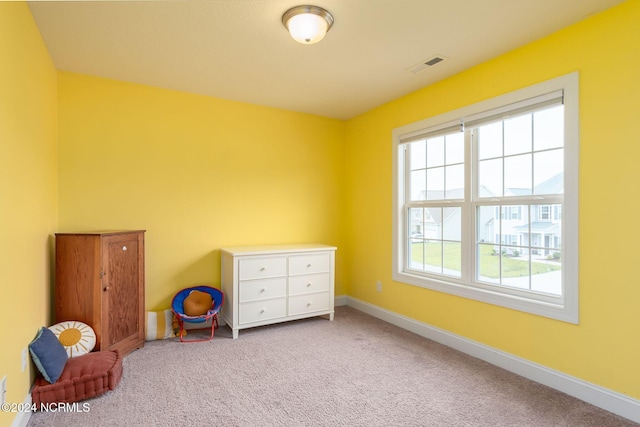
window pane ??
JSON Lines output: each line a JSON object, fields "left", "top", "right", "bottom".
{"left": 444, "top": 241, "right": 461, "bottom": 277}
{"left": 409, "top": 238, "right": 425, "bottom": 271}
{"left": 478, "top": 158, "right": 502, "bottom": 197}
{"left": 504, "top": 114, "right": 532, "bottom": 156}
{"left": 443, "top": 207, "right": 461, "bottom": 241}
{"left": 408, "top": 207, "right": 424, "bottom": 237}
{"left": 554, "top": 205, "right": 562, "bottom": 222}
{"left": 504, "top": 205, "right": 530, "bottom": 247}
{"left": 531, "top": 205, "right": 561, "bottom": 241}
{"left": 477, "top": 205, "right": 499, "bottom": 244}
{"left": 446, "top": 132, "right": 464, "bottom": 164}
{"left": 533, "top": 149, "right": 563, "bottom": 195}
{"left": 426, "top": 167, "right": 444, "bottom": 200}
{"left": 426, "top": 136, "right": 445, "bottom": 167}
{"left": 424, "top": 208, "right": 442, "bottom": 240}
{"left": 424, "top": 240, "right": 442, "bottom": 274}
{"left": 410, "top": 169, "right": 426, "bottom": 201}
{"left": 532, "top": 253, "right": 561, "bottom": 295}
{"left": 409, "top": 140, "right": 426, "bottom": 170}
{"left": 534, "top": 105, "right": 564, "bottom": 151}
{"left": 478, "top": 122, "right": 502, "bottom": 160}
{"left": 445, "top": 164, "right": 464, "bottom": 199}
{"left": 504, "top": 154, "right": 532, "bottom": 195}
{"left": 502, "top": 251, "right": 530, "bottom": 289}
{"left": 477, "top": 243, "right": 500, "bottom": 284}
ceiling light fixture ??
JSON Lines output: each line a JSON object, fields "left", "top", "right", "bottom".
{"left": 282, "top": 5, "right": 334, "bottom": 45}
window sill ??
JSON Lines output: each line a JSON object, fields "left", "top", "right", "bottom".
{"left": 393, "top": 270, "right": 578, "bottom": 324}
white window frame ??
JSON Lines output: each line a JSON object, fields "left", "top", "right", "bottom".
{"left": 392, "top": 73, "right": 579, "bottom": 323}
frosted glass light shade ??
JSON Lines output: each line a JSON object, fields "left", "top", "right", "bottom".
{"left": 282, "top": 6, "right": 334, "bottom": 45}
{"left": 287, "top": 13, "right": 327, "bottom": 44}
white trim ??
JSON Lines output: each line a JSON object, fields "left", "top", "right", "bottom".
{"left": 11, "top": 393, "right": 31, "bottom": 427}
{"left": 345, "top": 296, "right": 640, "bottom": 424}
{"left": 334, "top": 294, "right": 349, "bottom": 306}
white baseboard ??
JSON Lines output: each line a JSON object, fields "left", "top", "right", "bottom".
{"left": 334, "top": 294, "right": 349, "bottom": 307}
{"left": 344, "top": 296, "right": 640, "bottom": 424}
{"left": 11, "top": 393, "right": 31, "bottom": 427}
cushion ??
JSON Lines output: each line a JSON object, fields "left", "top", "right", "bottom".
{"left": 145, "top": 310, "right": 175, "bottom": 341}
{"left": 31, "top": 350, "right": 123, "bottom": 406}
{"left": 183, "top": 290, "right": 213, "bottom": 316}
{"left": 48, "top": 321, "right": 96, "bottom": 358}
{"left": 29, "top": 327, "right": 68, "bottom": 384}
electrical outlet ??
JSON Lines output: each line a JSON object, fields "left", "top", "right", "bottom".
{"left": 376, "top": 280, "right": 382, "bottom": 293}
{"left": 1, "top": 376, "right": 6, "bottom": 405}
{"left": 21, "top": 347, "right": 28, "bottom": 372}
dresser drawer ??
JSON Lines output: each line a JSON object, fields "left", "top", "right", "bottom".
{"left": 239, "top": 256, "right": 287, "bottom": 280}
{"left": 239, "top": 277, "right": 287, "bottom": 303}
{"left": 289, "top": 292, "right": 331, "bottom": 316}
{"left": 239, "top": 298, "right": 287, "bottom": 324}
{"left": 288, "top": 252, "right": 331, "bottom": 276}
{"left": 289, "top": 273, "right": 331, "bottom": 296}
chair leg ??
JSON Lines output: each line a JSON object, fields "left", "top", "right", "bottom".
{"left": 178, "top": 315, "right": 219, "bottom": 343}
{"left": 178, "top": 320, "right": 187, "bottom": 343}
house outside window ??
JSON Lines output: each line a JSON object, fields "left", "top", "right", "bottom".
{"left": 393, "top": 73, "right": 579, "bottom": 323}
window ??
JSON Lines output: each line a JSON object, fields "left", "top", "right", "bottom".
{"left": 393, "top": 73, "right": 578, "bottom": 323}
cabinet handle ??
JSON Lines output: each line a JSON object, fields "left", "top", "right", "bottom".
{"left": 122, "top": 245, "right": 127, "bottom": 251}
{"left": 103, "top": 286, "right": 110, "bottom": 292}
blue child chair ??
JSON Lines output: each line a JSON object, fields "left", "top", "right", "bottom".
{"left": 171, "top": 286, "right": 224, "bottom": 342}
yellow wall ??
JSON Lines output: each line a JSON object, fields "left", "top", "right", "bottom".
{"left": 2, "top": 2, "right": 639, "bottom": 423}
{"left": 345, "top": 0, "right": 640, "bottom": 399}
{"left": 0, "top": 3, "right": 58, "bottom": 426}
{"left": 57, "top": 72, "right": 346, "bottom": 310}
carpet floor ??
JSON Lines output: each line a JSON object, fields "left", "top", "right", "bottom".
{"left": 27, "top": 306, "right": 637, "bottom": 426}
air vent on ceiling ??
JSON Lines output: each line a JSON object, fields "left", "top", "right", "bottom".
{"left": 406, "top": 55, "right": 448, "bottom": 74}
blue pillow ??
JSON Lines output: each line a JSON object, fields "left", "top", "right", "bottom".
{"left": 29, "top": 326, "right": 68, "bottom": 383}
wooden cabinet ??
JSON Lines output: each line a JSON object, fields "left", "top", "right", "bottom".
{"left": 221, "top": 244, "right": 336, "bottom": 339}
{"left": 55, "top": 230, "right": 145, "bottom": 355}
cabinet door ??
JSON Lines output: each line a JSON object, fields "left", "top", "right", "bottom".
{"left": 102, "top": 233, "right": 142, "bottom": 349}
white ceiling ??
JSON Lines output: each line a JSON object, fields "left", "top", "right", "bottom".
{"left": 28, "top": 0, "right": 624, "bottom": 120}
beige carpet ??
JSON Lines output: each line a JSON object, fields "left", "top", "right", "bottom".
{"left": 28, "top": 306, "right": 636, "bottom": 426}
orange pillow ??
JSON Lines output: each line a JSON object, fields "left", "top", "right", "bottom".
{"left": 183, "top": 290, "right": 213, "bottom": 316}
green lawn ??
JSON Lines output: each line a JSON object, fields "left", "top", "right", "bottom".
{"left": 411, "top": 242, "right": 560, "bottom": 278}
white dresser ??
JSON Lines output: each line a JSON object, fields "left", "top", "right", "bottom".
{"left": 220, "top": 244, "right": 337, "bottom": 339}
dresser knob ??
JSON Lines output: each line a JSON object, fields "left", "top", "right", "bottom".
{"left": 306, "top": 283, "right": 312, "bottom": 287}
{"left": 260, "top": 288, "right": 266, "bottom": 293}
{"left": 307, "top": 263, "right": 312, "bottom": 268}
{"left": 306, "top": 302, "right": 312, "bottom": 307}
{"left": 260, "top": 267, "right": 266, "bottom": 272}
{"left": 260, "top": 308, "right": 266, "bottom": 314}
{"left": 122, "top": 245, "right": 127, "bottom": 251}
